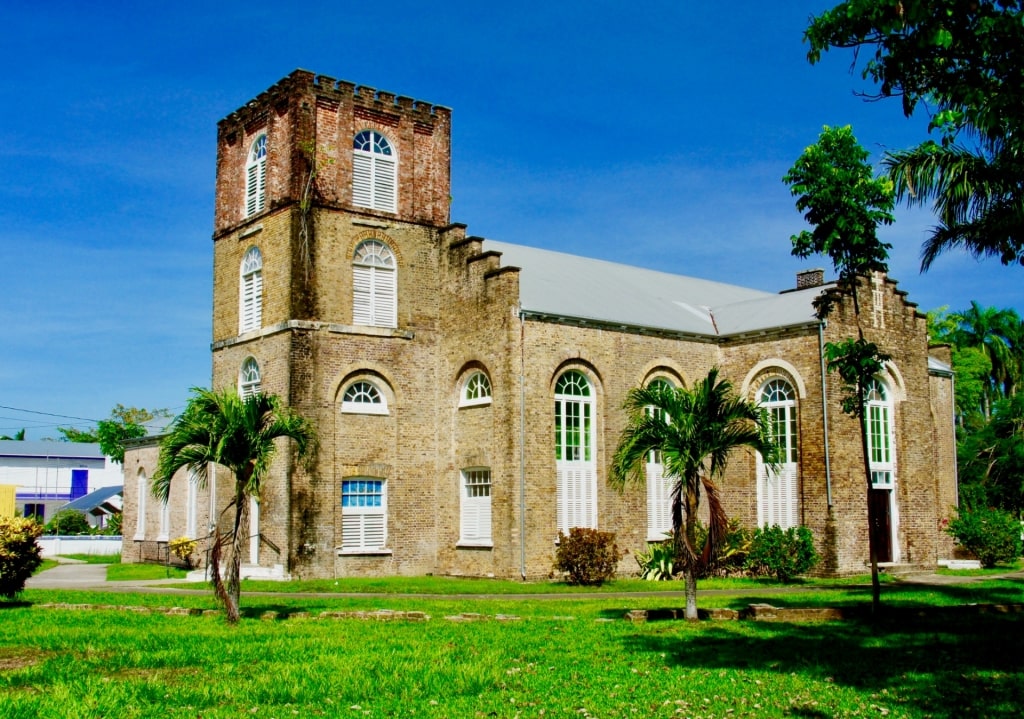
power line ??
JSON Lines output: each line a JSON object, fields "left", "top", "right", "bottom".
{"left": 0, "top": 405, "right": 101, "bottom": 424}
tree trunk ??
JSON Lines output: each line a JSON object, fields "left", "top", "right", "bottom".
{"left": 858, "top": 390, "right": 881, "bottom": 616}
{"left": 224, "top": 480, "right": 247, "bottom": 623}
{"left": 683, "top": 564, "right": 698, "bottom": 620}
{"left": 683, "top": 482, "right": 700, "bottom": 621}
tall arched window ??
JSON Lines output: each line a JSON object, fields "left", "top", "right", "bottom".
{"left": 245, "top": 133, "right": 267, "bottom": 217}
{"left": 352, "top": 240, "right": 397, "bottom": 328}
{"left": 757, "top": 378, "right": 799, "bottom": 528}
{"left": 645, "top": 378, "right": 674, "bottom": 540}
{"left": 352, "top": 130, "right": 397, "bottom": 212}
{"left": 866, "top": 378, "right": 894, "bottom": 488}
{"left": 239, "top": 246, "right": 263, "bottom": 333}
{"left": 134, "top": 469, "right": 147, "bottom": 540}
{"left": 239, "top": 357, "right": 261, "bottom": 399}
{"left": 554, "top": 370, "right": 597, "bottom": 532}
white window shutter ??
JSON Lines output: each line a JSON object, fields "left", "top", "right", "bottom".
{"left": 246, "top": 164, "right": 259, "bottom": 217}
{"left": 374, "top": 156, "right": 397, "bottom": 212}
{"left": 252, "top": 270, "right": 263, "bottom": 328}
{"left": 353, "top": 265, "right": 372, "bottom": 325}
{"left": 373, "top": 268, "right": 397, "bottom": 327}
{"left": 257, "top": 159, "right": 266, "bottom": 212}
{"left": 353, "top": 153, "right": 372, "bottom": 208}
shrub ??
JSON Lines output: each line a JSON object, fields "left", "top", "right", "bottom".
{"left": 635, "top": 539, "right": 675, "bottom": 580}
{"left": 554, "top": 527, "right": 620, "bottom": 585}
{"left": 0, "top": 516, "right": 44, "bottom": 599}
{"left": 44, "top": 509, "right": 92, "bottom": 536}
{"left": 691, "top": 519, "right": 754, "bottom": 578}
{"left": 745, "top": 524, "right": 819, "bottom": 582}
{"left": 946, "top": 506, "right": 1023, "bottom": 568}
{"left": 169, "top": 537, "right": 198, "bottom": 569}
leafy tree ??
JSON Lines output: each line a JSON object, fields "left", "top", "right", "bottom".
{"left": 610, "top": 368, "right": 777, "bottom": 620}
{"left": 959, "top": 393, "right": 1024, "bottom": 516}
{"left": 805, "top": 1, "right": 1024, "bottom": 268}
{"left": 60, "top": 404, "right": 171, "bottom": 463}
{"left": 153, "top": 388, "right": 316, "bottom": 624}
{"left": 44, "top": 509, "right": 92, "bottom": 536}
{"left": 784, "top": 125, "right": 895, "bottom": 615}
{"left": 0, "top": 429, "right": 25, "bottom": 441}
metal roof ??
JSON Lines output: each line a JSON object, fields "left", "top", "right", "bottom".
{"left": 485, "top": 240, "right": 824, "bottom": 337}
{"left": 0, "top": 440, "right": 106, "bottom": 461}
{"left": 62, "top": 485, "right": 123, "bottom": 514}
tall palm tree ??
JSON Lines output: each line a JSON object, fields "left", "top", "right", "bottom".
{"left": 153, "top": 388, "right": 316, "bottom": 623}
{"left": 951, "top": 302, "right": 1021, "bottom": 415}
{"left": 610, "top": 368, "right": 778, "bottom": 620}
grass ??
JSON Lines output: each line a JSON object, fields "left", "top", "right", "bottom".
{"left": 55, "top": 553, "right": 122, "bottom": 564}
{"left": 106, "top": 563, "right": 189, "bottom": 582}
{"left": 937, "top": 558, "right": 1023, "bottom": 576}
{"left": 2, "top": 577, "right": 1024, "bottom": 718}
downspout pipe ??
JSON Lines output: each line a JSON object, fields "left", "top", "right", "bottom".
{"left": 818, "top": 320, "right": 833, "bottom": 508}
{"left": 519, "top": 305, "right": 527, "bottom": 581}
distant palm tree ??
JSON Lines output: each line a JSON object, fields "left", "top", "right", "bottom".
{"left": 611, "top": 368, "right": 777, "bottom": 620}
{"left": 952, "top": 302, "right": 1022, "bottom": 415}
{"left": 0, "top": 429, "right": 26, "bottom": 441}
{"left": 153, "top": 388, "right": 316, "bottom": 623}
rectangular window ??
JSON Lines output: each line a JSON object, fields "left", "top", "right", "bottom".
{"left": 24, "top": 503, "right": 45, "bottom": 522}
{"left": 341, "top": 479, "right": 386, "bottom": 551}
{"left": 460, "top": 468, "right": 492, "bottom": 546}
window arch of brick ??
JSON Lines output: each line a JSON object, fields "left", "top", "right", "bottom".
{"left": 239, "top": 357, "right": 262, "bottom": 399}
{"left": 352, "top": 239, "right": 397, "bottom": 328}
{"left": 239, "top": 246, "right": 263, "bottom": 334}
{"left": 352, "top": 130, "right": 397, "bottom": 213}
{"left": 756, "top": 377, "right": 800, "bottom": 529}
{"left": 459, "top": 370, "right": 493, "bottom": 408}
{"left": 245, "top": 133, "right": 267, "bottom": 217}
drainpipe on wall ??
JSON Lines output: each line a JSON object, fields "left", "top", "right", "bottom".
{"left": 818, "top": 320, "right": 833, "bottom": 508}
{"left": 519, "top": 305, "right": 527, "bottom": 581}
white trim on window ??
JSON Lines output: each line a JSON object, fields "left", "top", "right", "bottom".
{"left": 459, "top": 371, "right": 492, "bottom": 407}
{"left": 867, "top": 378, "right": 895, "bottom": 488}
{"left": 352, "top": 130, "right": 397, "bottom": 213}
{"left": 757, "top": 378, "right": 799, "bottom": 529}
{"left": 340, "top": 478, "right": 387, "bottom": 552}
{"left": 645, "top": 378, "right": 674, "bottom": 540}
{"left": 239, "top": 246, "right": 263, "bottom": 334}
{"left": 555, "top": 370, "right": 597, "bottom": 532}
{"left": 341, "top": 380, "right": 389, "bottom": 415}
{"left": 186, "top": 471, "right": 198, "bottom": 539}
{"left": 459, "top": 468, "right": 492, "bottom": 547}
{"left": 352, "top": 240, "right": 397, "bottom": 328}
{"left": 245, "top": 133, "right": 267, "bottom": 218}
{"left": 157, "top": 499, "right": 170, "bottom": 543}
{"left": 134, "top": 469, "right": 147, "bottom": 540}
{"left": 239, "top": 357, "right": 262, "bottom": 399}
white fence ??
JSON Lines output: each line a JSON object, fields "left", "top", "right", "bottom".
{"left": 38, "top": 535, "right": 123, "bottom": 557}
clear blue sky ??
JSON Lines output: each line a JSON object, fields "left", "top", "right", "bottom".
{"left": 1, "top": 1, "right": 1018, "bottom": 440}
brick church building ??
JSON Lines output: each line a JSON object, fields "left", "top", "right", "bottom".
{"left": 122, "top": 70, "right": 958, "bottom": 578}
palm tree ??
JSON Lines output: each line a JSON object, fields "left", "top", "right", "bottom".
{"left": 951, "top": 302, "right": 1021, "bottom": 416}
{"left": 610, "top": 368, "right": 778, "bottom": 620}
{"left": 153, "top": 388, "right": 316, "bottom": 623}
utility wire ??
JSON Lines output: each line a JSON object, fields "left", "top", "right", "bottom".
{"left": 0, "top": 405, "right": 102, "bottom": 424}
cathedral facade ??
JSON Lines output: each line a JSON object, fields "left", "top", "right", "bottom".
{"left": 122, "top": 70, "right": 958, "bottom": 578}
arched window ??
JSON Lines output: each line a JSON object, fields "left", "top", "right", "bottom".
{"left": 645, "top": 378, "right": 674, "bottom": 540}
{"left": 134, "top": 469, "right": 147, "bottom": 540}
{"left": 866, "top": 378, "right": 894, "bottom": 488}
{"left": 239, "top": 246, "right": 263, "bottom": 333}
{"left": 239, "top": 357, "right": 261, "bottom": 399}
{"left": 554, "top": 370, "right": 597, "bottom": 532}
{"left": 245, "top": 133, "right": 267, "bottom": 217}
{"left": 460, "top": 371, "right": 492, "bottom": 407}
{"left": 352, "top": 240, "right": 397, "bottom": 328}
{"left": 757, "top": 378, "right": 799, "bottom": 528}
{"left": 352, "top": 130, "right": 397, "bottom": 212}
{"left": 341, "top": 379, "right": 388, "bottom": 415}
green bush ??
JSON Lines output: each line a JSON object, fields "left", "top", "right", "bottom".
{"left": 0, "top": 516, "right": 44, "bottom": 598}
{"left": 44, "top": 509, "right": 92, "bottom": 536}
{"left": 635, "top": 539, "right": 675, "bottom": 580}
{"left": 691, "top": 519, "right": 754, "bottom": 578}
{"left": 745, "top": 524, "right": 819, "bottom": 582}
{"left": 946, "top": 506, "right": 1023, "bottom": 568}
{"left": 554, "top": 528, "right": 620, "bottom": 586}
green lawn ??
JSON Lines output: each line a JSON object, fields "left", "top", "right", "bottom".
{"left": 2, "top": 578, "right": 1022, "bottom": 718}
{"left": 55, "top": 553, "right": 122, "bottom": 564}
{"left": 106, "top": 562, "right": 189, "bottom": 581}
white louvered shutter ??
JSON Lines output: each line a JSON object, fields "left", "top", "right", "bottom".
{"left": 373, "top": 267, "right": 396, "bottom": 327}
{"left": 374, "top": 156, "right": 397, "bottom": 212}
{"left": 246, "top": 164, "right": 259, "bottom": 216}
{"left": 352, "top": 265, "right": 373, "bottom": 325}
{"left": 353, "top": 153, "right": 372, "bottom": 208}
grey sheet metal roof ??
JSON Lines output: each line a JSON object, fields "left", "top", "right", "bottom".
{"left": 928, "top": 356, "right": 954, "bottom": 377}
{"left": 62, "top": 485, "right": 123, "bottom": 514}
{"left": 485, "top": 240, "right": 825, "bottom": 337}
{"left": 0, "top": 440, "right": 105, "bottom": 461}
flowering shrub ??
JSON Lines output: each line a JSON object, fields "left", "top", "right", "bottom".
{"left": 0, "top": 516, "right": 43, "bottom": 599}
{"left": 554, "top": 528, "right": 620, "bottom": 586}
{"left": 744, "top": 524, "right": 819, "bottom": 582}
{"left": 169, "top": 537, "right": 198, "bottom": 569}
